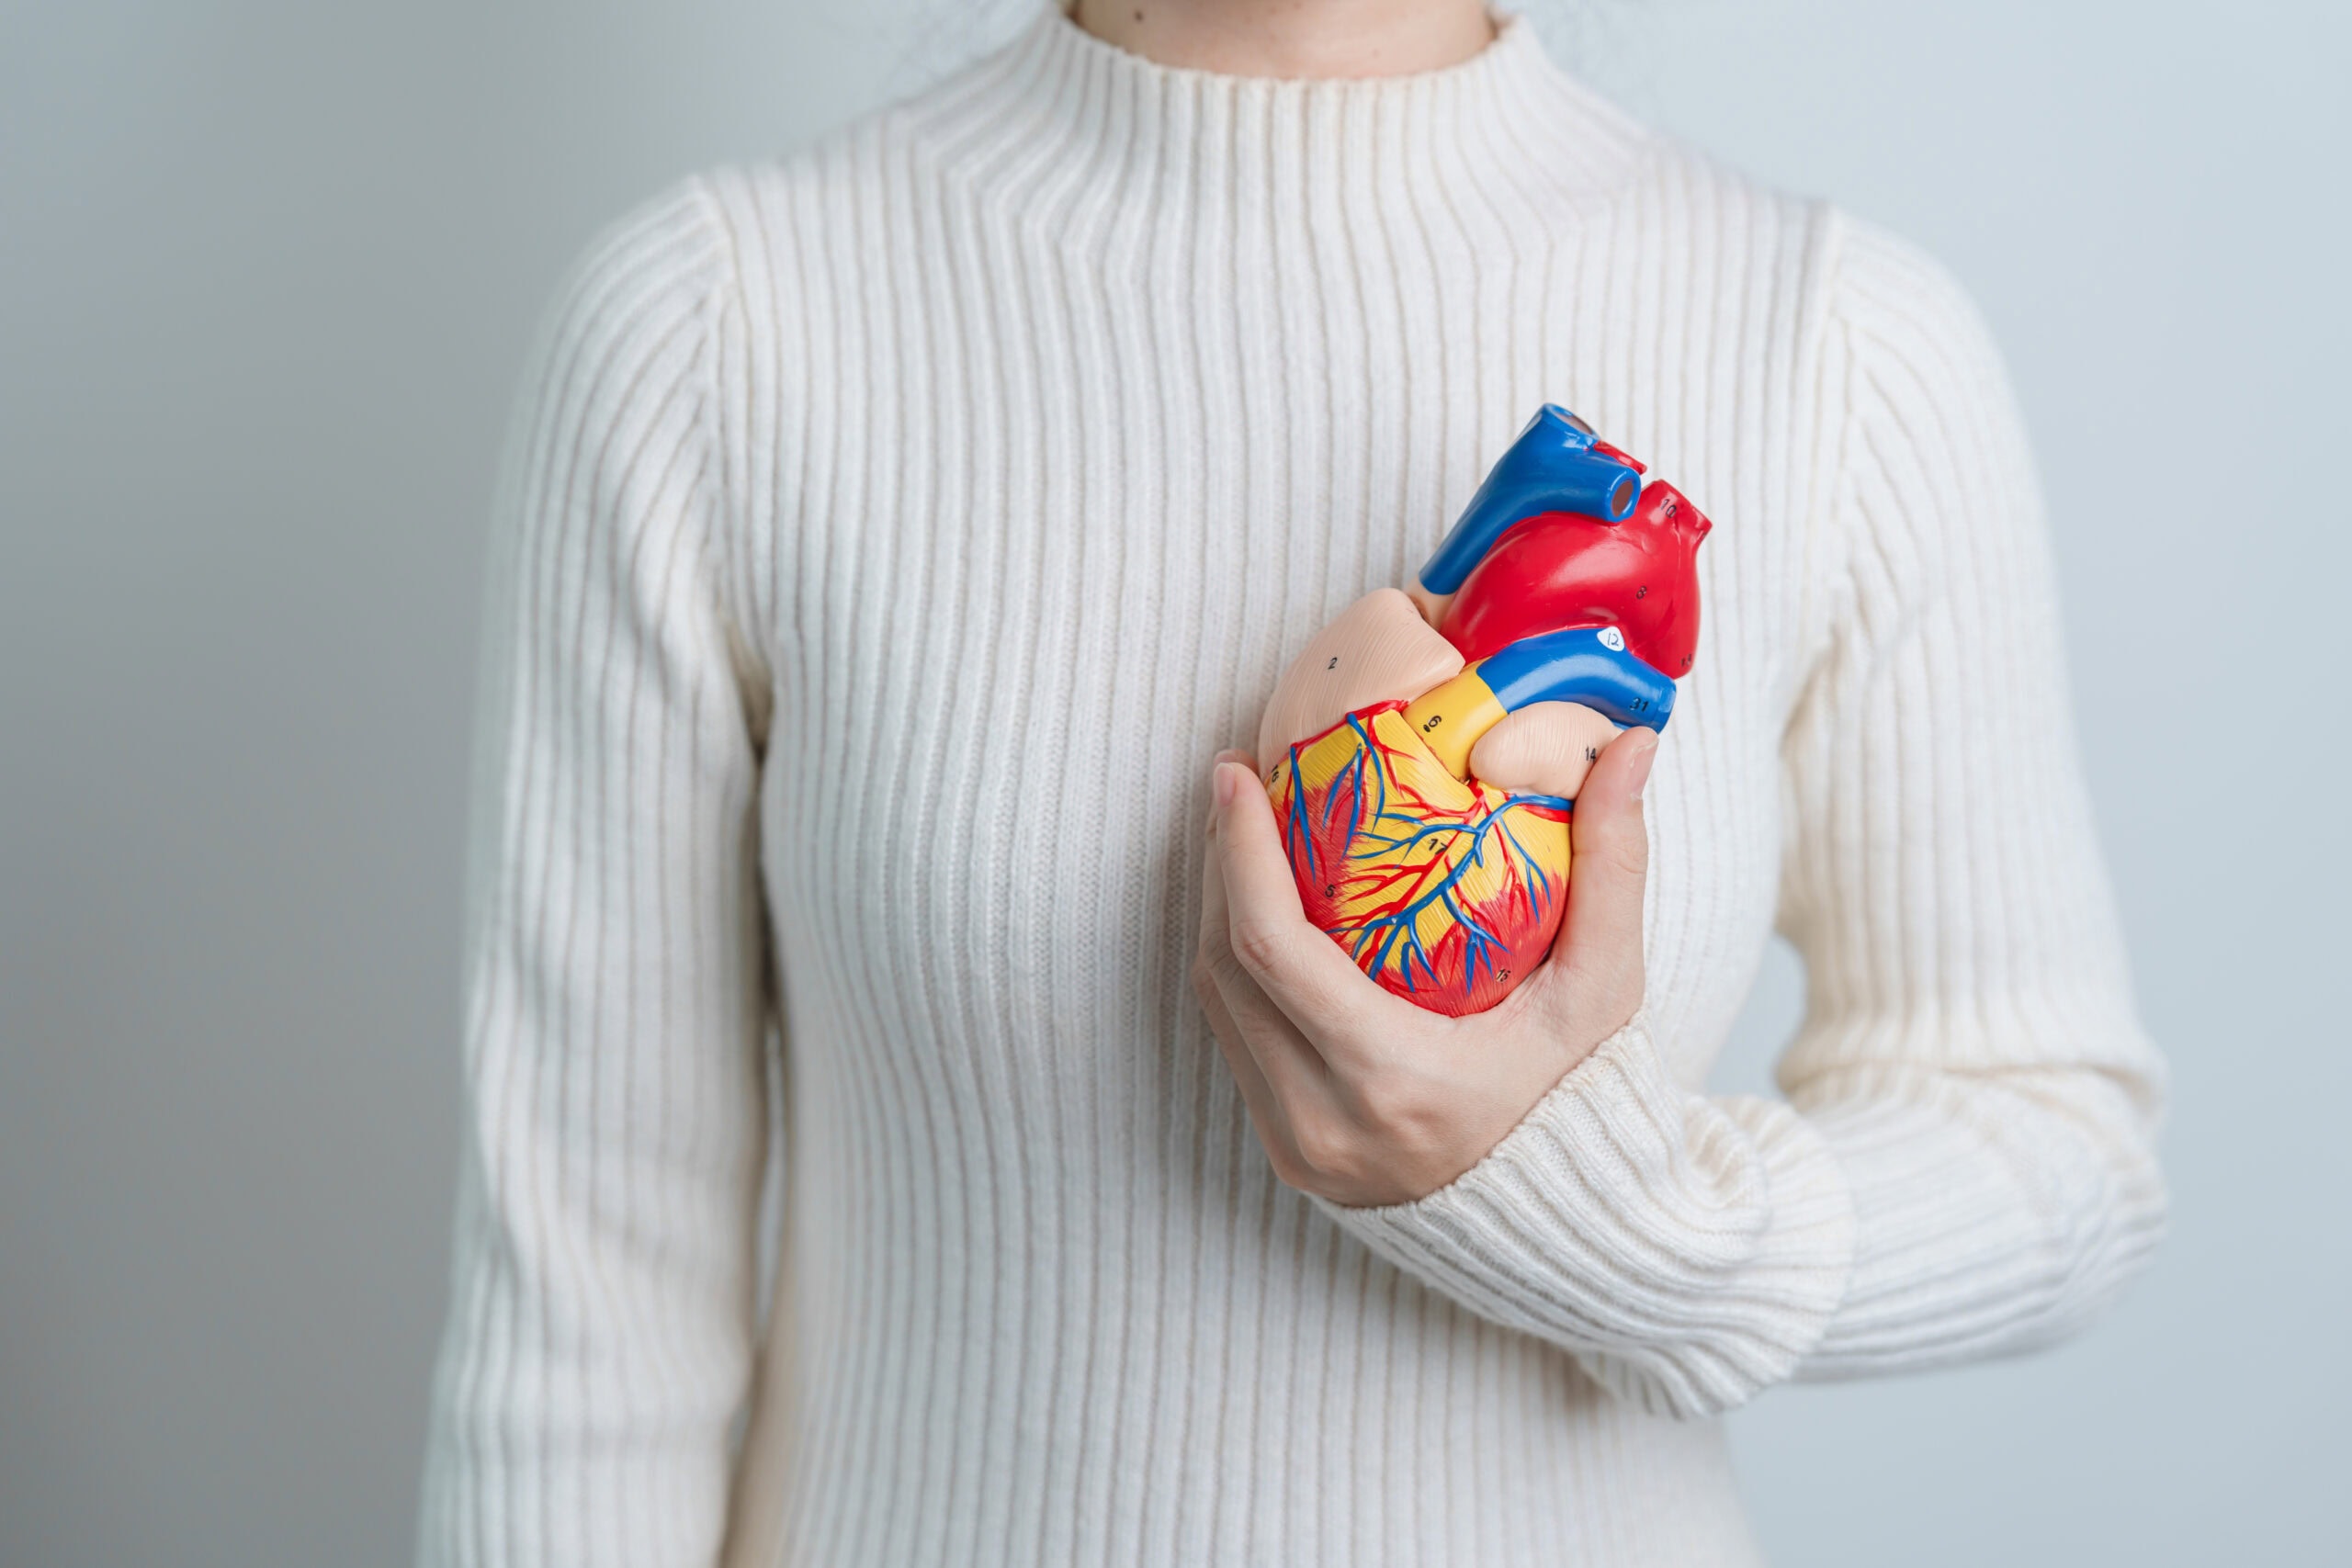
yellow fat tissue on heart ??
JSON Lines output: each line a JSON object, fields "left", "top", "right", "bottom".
{"left": 1267, "top": 703, "right": 1572, "bottom": 1017}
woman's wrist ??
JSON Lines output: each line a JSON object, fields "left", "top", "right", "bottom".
{"left": 1307, "top": 1012, "right": 1861, "bottom": 1416}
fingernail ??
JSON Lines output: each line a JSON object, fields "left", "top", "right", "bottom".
{"left": 1627, "top": 734, "right": 1658, "bottom": 800}
{"left": 1214, "top": 761, "right": 1238, "bottom": 809}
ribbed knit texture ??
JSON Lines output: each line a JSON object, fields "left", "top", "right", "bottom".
{"left": 417, "top": 7, "right": 2167, "bottom": 1565}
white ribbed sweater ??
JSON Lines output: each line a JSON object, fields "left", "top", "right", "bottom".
{"left": 417, "top": 8, "right": 2167, "bottom": 1565}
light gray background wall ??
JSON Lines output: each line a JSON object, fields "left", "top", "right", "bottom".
{"left": 2, "top": 1, "right": 2345, "bottom": 1562}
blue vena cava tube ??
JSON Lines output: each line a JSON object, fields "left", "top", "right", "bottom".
{"left": 1418, "top": 404, "right": 1643, "bottom": 596}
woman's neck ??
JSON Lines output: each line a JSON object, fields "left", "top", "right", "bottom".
{"left": 1068, "top": 0, "right": 1497, "bottom": 79}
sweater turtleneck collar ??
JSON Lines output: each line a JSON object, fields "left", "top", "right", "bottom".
{"left": 900, "top": 2, "right": 1654, "bottom": 231}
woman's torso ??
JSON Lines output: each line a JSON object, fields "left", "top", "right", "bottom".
{"left": 710, "top": 14, "right": 1838, "bottom": 1562}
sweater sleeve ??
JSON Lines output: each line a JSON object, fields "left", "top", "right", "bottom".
{"left": 1310, "top": 215, "right": 2167, "bottom": 1418}
{"left": 416, "top": 178, "right": 775, "bottom": 1566}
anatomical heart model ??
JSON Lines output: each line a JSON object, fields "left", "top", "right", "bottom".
{"left": 1258, "top": 406, "right": 1711, "bottom": 1016}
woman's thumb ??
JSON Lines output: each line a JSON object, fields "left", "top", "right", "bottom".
{"left": 1548, "top": 727, "right": 1656, "bottom": 1003}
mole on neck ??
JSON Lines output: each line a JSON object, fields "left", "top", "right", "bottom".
{"left": 1069, "top": 0, "right": 1497, "bottom": 80}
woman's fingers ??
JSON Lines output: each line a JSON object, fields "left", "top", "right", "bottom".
{"left": 1192, "top": 896, "right": 1305, "bottom": 1177}
{"left": 1530, "top": 727, "right": 1656, "bottom": 1032}
{"left": 1196, "top": 755, "right": 1341, "bottom": 1131}
{"left": 1194, "top": 773, "right": 1265, "bottom": 1050}
{"left": 1209, "top": 760, "right": 1396, "bottom": 1059}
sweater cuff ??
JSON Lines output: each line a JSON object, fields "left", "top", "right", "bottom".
{"left": 1309, "top": 1012, "right": 1860, "bottom": 1417}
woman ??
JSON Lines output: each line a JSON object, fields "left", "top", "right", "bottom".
{"left": 417, "top": 2, "right": 2167, "bottom": 1562}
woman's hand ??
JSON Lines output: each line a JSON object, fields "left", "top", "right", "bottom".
{"left": 1193, "top": 727, "right": 1659, "bottom": 1208}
